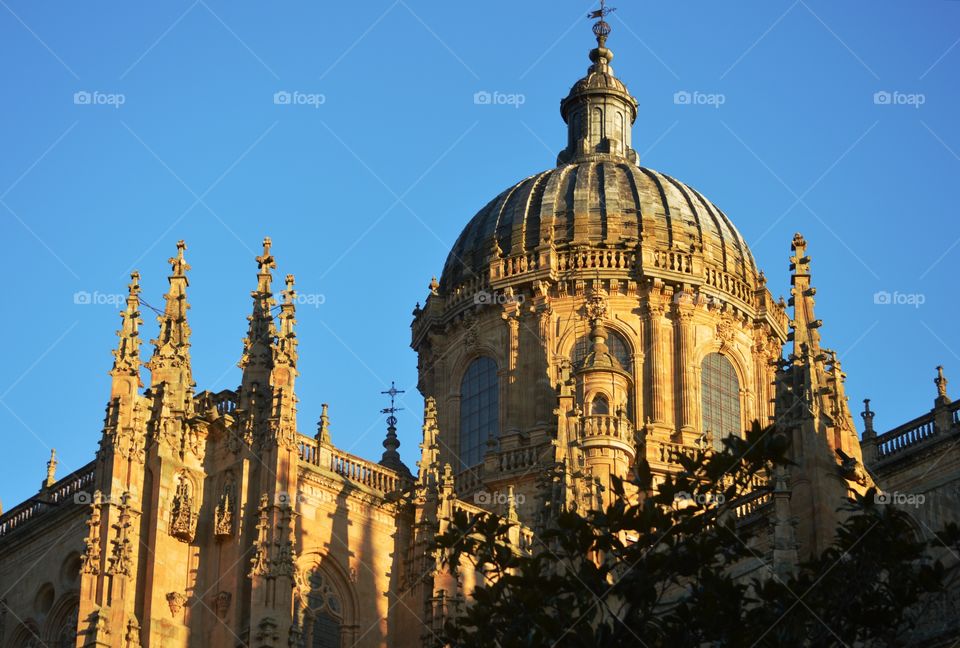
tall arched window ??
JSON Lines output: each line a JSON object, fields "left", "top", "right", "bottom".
{"left": 701, "top": 353, "right": 742, "bottom": 450}
{"left": 459, "top": 357, "right": 500, "bottom": 468}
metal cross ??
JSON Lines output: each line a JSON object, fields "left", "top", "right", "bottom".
{"left": 381, "top": 381, "right": 405, "bottom": 427}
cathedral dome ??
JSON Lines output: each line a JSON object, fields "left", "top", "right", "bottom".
{"left": 439, "top": 162, "right": 758, "bottom": 292}
{"left": 438, "top": 22, "right": 759, "bottom": 299}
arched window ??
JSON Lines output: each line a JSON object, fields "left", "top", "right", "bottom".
{"left": 590, "top": 394, "right": 609, "bottom": 415}
{"left": 701, "top": 353, "right": 742, "bottom": 450}
{"left": 573, "top": 331, "right": 632, "bottom": 372}
{"left": 592, "top": 107, "right": 604, "bottom": 142}
{"left": 459, "top": 357, "right": 500, "bottom": 469}
{"left": 302, "top": 570, "right": 343, "bottom": 648}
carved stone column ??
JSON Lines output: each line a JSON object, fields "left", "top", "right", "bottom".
{"left": 674, "top": 294, "right": 696, "bottom": 434}
{"left": 644, "top": 284, "right": 670, "bottom": 429}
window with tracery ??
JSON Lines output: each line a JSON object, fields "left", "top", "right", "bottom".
{"left": 300, "top": 570, "right": 343, "bottom": 648}
{"left": 700, "top": 353, "right": 742, "bottom": 450}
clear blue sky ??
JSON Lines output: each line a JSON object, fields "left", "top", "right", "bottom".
{"left": 1, "top": 1, "right": 958, "bottom": 508}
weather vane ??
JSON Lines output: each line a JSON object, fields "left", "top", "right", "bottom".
{"left": 381, "top": 381, "right": 405, "bottom": 427}
{"left": 588, "top": 0, "right": 615, "bottom": 47}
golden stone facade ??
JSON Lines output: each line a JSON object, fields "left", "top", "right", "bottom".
{"left": 1, "top": 23, "right": 959, "bottom": 648}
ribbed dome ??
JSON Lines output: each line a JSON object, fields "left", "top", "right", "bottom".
{"left": 439, "top": 162, "right": 758, "bottom": 292}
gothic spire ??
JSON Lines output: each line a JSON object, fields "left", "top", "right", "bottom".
{"left": 111, "top": 271, "right": 143, "bottom": 381}
{"left": 779, "top": 233, "right": 869, "bottom": 481}
{"left": 44, "top": 448, "right": 57, "bottom": 489}
{"left": 239, "top": 237, "right": 278, "bottom": 375}
{"left": 148, "top": 241, "right": 194, "bottom": 390}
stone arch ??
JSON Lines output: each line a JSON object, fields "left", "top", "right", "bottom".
{"left": 43, "top": 593, "right": 79, "bottom": 647}
{"left": 294, "top": 552, "right": 359, "bottom": 648}
{"left": 6, "top": 619, "right": 42, "bottom": 648}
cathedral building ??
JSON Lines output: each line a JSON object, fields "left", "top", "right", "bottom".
{"left": 1, "top": 15, "right": 958, "bottom": 648}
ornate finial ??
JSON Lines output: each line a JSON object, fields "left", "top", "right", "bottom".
{"left": 588, "top": 1, "right": 616, "bottom": 48}
{"left": 257, "top": 237, "right": 275, "bottom": 273}
{"left": 935, "top": 365, "right": 951, "bottom": 404}
{"left": 170, "top": 240, "right": 190, "bottom": 278}
{"left": 284, "top": 274, "right": 295, "bottom": 302}
{"left": 316, "top": 404, "right": 331, "bottom": 444}
{"left": 45, "top": 448, "right": 57, "bottom": 488}
{"left": 861, "top": 399, "right": 876, "bottom": 437}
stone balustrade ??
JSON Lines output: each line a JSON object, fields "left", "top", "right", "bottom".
{"left": 297, "top": 435, "right": 404, "bottom": 494}
{"left": 873, "top": 400, "right": 960, "bottom": 461}
{"left": 0, "top": 461, "right": 95, "bottom": 537}
{"left": 579, "top": 414, "right": 635, "bottom": 445}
